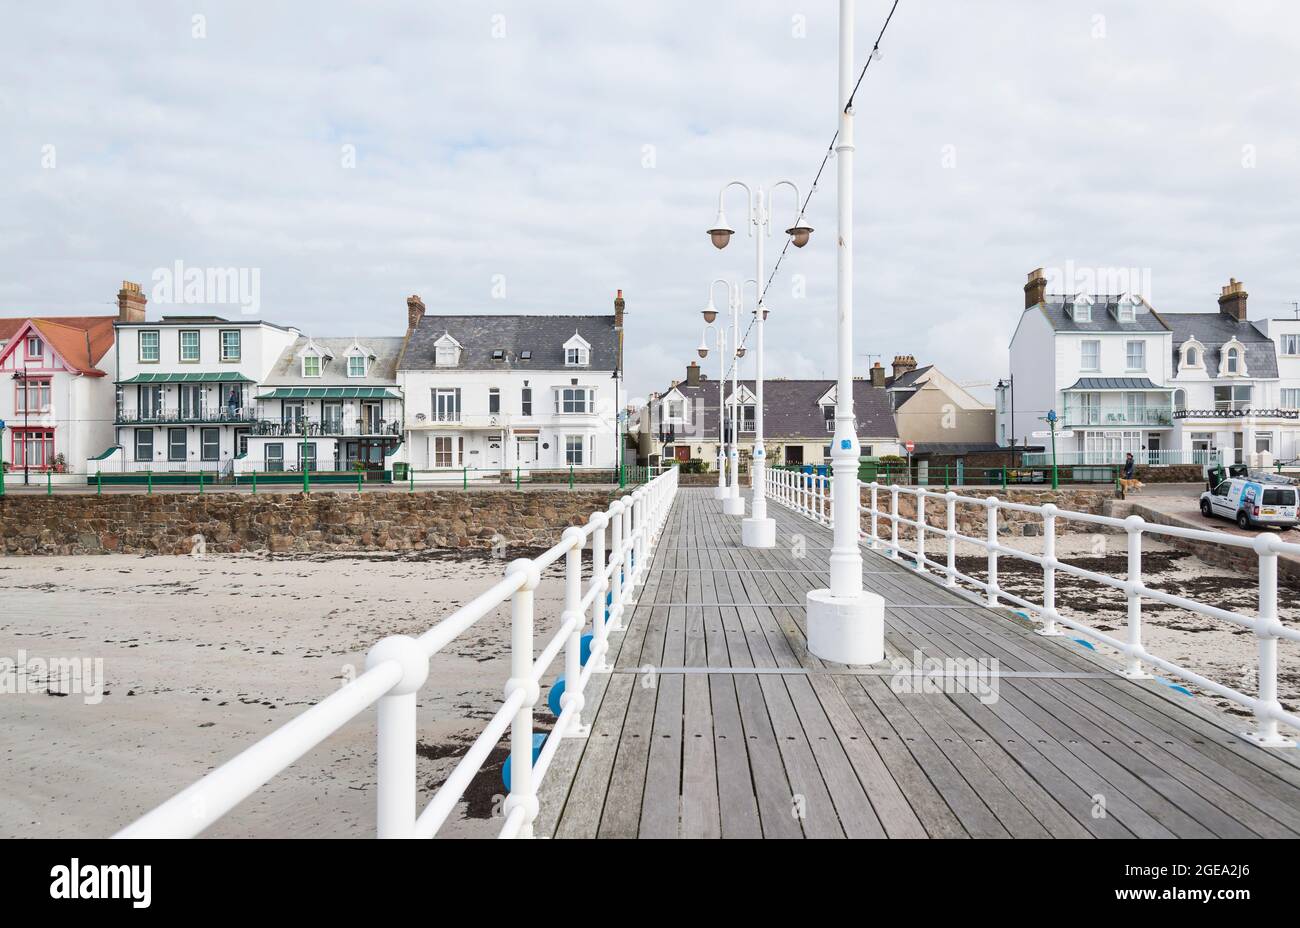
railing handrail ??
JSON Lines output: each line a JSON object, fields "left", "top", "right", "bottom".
{"left": 116, "top": 466, "right": 679, "bottom": 838}
{"left": 763, "top": 467, "right": 1298, "bottom": 746}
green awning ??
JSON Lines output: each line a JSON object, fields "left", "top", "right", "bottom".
{"left": 258, "top": 387, "right": 400, "bottom": 399}
{"left": 118, "top": 372, "right": 255, "bottom": 384}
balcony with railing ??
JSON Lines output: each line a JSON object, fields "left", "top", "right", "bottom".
{"left": 1173, "top": 404, "right": 1300, "bottom": 420}
{"left": 116, "top": 406, "right": 259, "bottom": 425}
{"left": 249, "top": 417, "right": 402, "bottom": 438}
{"left": 1021, "top": 448, "right": 1223, "bottom": 467}
{"left": 1060, "top": 404, "right": 1173, "bottom": 428}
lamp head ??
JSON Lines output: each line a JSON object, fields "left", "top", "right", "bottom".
{"left": 735, "top": 346, "right": 747, "bottom": 359}
{"left": 785, "top": 219, "right": 813, "bottom": 248}
{"left": 707, "top": 209, "right": 734, "bottom": 249}
{"left": 702, "top": 300, "right": 718, "bottom": 324}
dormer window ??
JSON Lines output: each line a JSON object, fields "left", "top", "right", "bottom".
{"left": 1116, "top": 293, "right": 1138, "bottom": 323}
{"left": 563, "top": 333, "right": 591, "bottom": 367}
{"left": 1178, "top": 335, "right": 1205, "bottom": 372}
{"left": 347, "top": 355, "right": 366, "bottom": 377}
{"left": 1071, "top": 294, "right": 1092, "bottom": 323}
{"left": 302, "top": 354, "right": 321, "bottom": 377}
{"left": 1187, "top": 347, "right": 1199, "bottom": 366}
{"left": 26, "top": 335, "right": 43, "bottom": 358}
{"left": 434, "top": 332, "right": 462, "bottom": 368}
{"left": 1219, "top": 337, "right": 1248, "bottom": 377}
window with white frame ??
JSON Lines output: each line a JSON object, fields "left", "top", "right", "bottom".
{"left": 432, "top": 435, "right": 454, "bottom": 468}
{"left": 1117, "top": 302, "right": 1136, "bottom": 323}
{"left": 302, "top": 354, "right": 321, "bottom": 377}
{"left": 1080, "top": 339, "right": 1100, "bottom": 371}
{"left": 134, "top": 428, "right": 154, "bottom": 462}
{"left": 435, "top": 344, "right": 458, "bottom": 367}
{"left": 1256, "top": 432, "right": 1274, "bottom": 454}
{"left": 565, "top": 435, "right": 585, "bottom": 465}
{"left": 1282, "top": 388, "right": 1300, "bottom": 409}
{"left": 565, "top": 346, "right": 589, "bottom": 366}
{"left": 15, "top": 378, "right": 51, "bottom": 413}
{"left": 1125, "top": 340, "right": 1145, "bottom": 370}
{"left": 179, "top": 330, "right": 200, "bottom": 362}
{"left": 26, "top": 335, "right": 44, "bottom": 358}
{"left": 1281, "top": 334, "right": 1300, "bottom": 356}
{"left": 139, "top": 330, "right": 160, "bottom": 362}
{"left": 489, "top": 388, "right": 500, "bottom": 414}
{"left": 557, "top": 387, "right": 592, "bottom": 413}
{"left": 1225, "top": 346, "right": 1241, "bottom": 374}
{"left": 220, "top": 329, "right": 241, "bottom": 362}
{"left": 1073, "top": 302, "right": 1091, "bottom": 323}
{"left": 521, "top": 386, "right": 532, "bottom": 416}
{"left": 1125, "top": 392, "right": 1147, "bottom": 422}
{"left": 666, "top": 400, "right": 684, "bottom": 419}
{"left": 740, "top": 404, "right": 756, "bottom": 431}
{"left": 347, "top": 355, "right": 365, "bottom": 377}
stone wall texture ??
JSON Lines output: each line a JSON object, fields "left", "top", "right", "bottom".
{"left": 0, "top": 490, "right": 625, "bottom": 556}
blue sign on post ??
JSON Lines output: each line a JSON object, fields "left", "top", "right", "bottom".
{"left": 840, "top": 439, "right": 851, "bottom": 450}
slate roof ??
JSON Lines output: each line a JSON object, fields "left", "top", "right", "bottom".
{"left": 1033, "top": 295, "right": 1170, "bottom": 333}
{"left": 400, "top": 314, "right": 618, "bottom": 371}
{"left": 1162, "top": 312, "right": 1279, "bottom": 378}
{"left": 653, "top": 378, "right": 897, "bottom": 441}
{"left": 1064, "top": 377, "right": 1165, "bottom": 391}
{"left": 885, "top": 365, "right": 933, "bottom": 390}
{"left": 263, "top": 336, "right": 403, "bottom": 386}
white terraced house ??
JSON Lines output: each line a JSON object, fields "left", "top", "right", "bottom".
{"left": 107, "top": 283, "right": 297, "bottom": 475}
{"left": 397, "top": 292, "right": 624, "bottom": 476}
{"left": 239, "top": 335, "right": 404, "bottom": 475}
{"left": 999, "top": 269, "right": 1177, "bottom": 465}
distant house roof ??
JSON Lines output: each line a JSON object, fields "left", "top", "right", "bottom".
{"left": 909, "top": 442, "right": 1007, "bottom": 455}
{"left": 885, "top": 365, "right": 933, "bottom": 390}
{"left": 400, "top": 314, "right": 618, "bottom": 371}
{"left": 652, "top": 378, "right": 897, "bottom": 441}
{"left": 1064, "top": 377, "right": 1165, "bottom": 391}
{"left": 1162, "top": 312, "right": 1279, "bottom": 378}
{"left": 1033, "top": 295, "right": 1170, "bottom": 333}
{"left": 263, "top": 336, "right": 403, "bottom": 386}
{"left": 0, "top": 316, "right": 116, "bottom": 376}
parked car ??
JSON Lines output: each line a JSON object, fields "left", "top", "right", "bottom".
{"left": 1200, "top": 475, "right": 1299, "bottom": 530}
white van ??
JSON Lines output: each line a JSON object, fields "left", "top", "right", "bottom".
{"left": 1200, "top": 476, "right": 1299, "bottom": 530}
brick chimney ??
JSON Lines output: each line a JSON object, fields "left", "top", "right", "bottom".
{"left": 870, "top": 362, "right": 886, "bottom": 388}
{"left": 614, "top": 289, "right": 625, "bottom": 330}
{"left": 686, "top": 360, "right": 700, "bottom": 386}
{"left": 117, "top": 280, "right": 147, "bottom": 323}
{"left": 1218, "top": 278, "right": 1248, "bottom": 323}
{"left": 891, "top": 354, "right": 917, "bottom": 380}
{"left": 406, "top": 294, "right": 426, "bottom": 330}
{"left": 1024, "top": 267, "right": 1048, "bottom": 309}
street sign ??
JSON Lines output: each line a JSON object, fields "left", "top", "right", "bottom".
{"left": 904, "top": 440, "right": 915, "bottom": 453}
{"left": 1031, "top": 430, "right": 1074, "bottom": 440}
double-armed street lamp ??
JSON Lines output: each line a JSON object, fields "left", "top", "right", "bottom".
{"left": 803, "top": 0, "right": 886, "bottom": 666}
{"left": 707, "top": 181, "right": 812, "bottom": 547}
{"left": 698, "top": 278, "right": 750, "bottom": 512}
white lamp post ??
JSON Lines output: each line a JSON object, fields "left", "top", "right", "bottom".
{"left": 700, "top": 280, "right": 732, "bottom": 500}
{"left": 720, "top": 281, "right": 747, "bottom": 516}
{"left": 708, "top": 182, "right": 811, "bottom": 547}
{"left": 805, "top": 0, "right": 885, "bottom": 665}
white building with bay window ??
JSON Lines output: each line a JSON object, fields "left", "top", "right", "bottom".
{"left": 397, "top": 295, "right": 623, "bottom": 475}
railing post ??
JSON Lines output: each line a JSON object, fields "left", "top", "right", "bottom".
{"left": 503, "top": 559, "right": 541, "bottom": 837}
{"left": 1001, "top": 466, "right": 1007, "bottom": 491}
{"left": 608, "top": 499, "right": 624, "bottom": 631}
{"left": 96, "top": 470, "right": 102, "bottom": 496}
{"left": 366, "top": 634, "right": 429, "bottom": 839}
{"left": 561, "top": 527, "right": 589, "bottom": 737}
{"left": 985, "top": 496, "right": 999, "bottom": 606}
{"left": 1247, "top": 535, "right": 1293, "bottom": 746}
{"left": 1037, "top": 503, "right": 1063, "bottom": 636}
{"left": 945, "top": 491, "right": 957, "bottom": 587}
{"left": 358, "top": 469, "right": 364, "bottom": 493}
{"left": 569, "top": 465, "right": 574, "bottom": 490}
{"left": 590, "top": 510, "right": 611, "bottom": 673}
{"left": 889, "top": 484, "right": 900, "bottom": 560}
{"left": 914, "top": 488, "right": 926, "bottom": 572}
{"left": 147, "top": 469, "right": 153, "bottom": 495}
{"left": 47, "top": 470, "right": 52, "bottom": 496}
{"left": 1121, "top": 515, "right": 1152, "bottom": 679}
{"left": 198, "top": 470, "right": 204, "bottom": 495}
{"left": 869, "top": 481, "right": 879, "bottom": 549}
{"left": 622, "top": 493, "right": 635, "bottom": 601}
{"left": 252, "top": 469, "right": 258, "bottom": 495}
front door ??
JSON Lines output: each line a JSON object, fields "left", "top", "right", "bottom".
{"left": 517, "top": 437, "right": 538, "bottom": 466}
{"left": 674, "top": 445, "right": 690, "bottom": 462}
{"left": 1146, "top": 435, "right": 1161, "bottom": 466}
{"left": 486, "top": 435, "right": 503, "bottom": 468}
{"left": 1233, "top": 432, "right": 1244, "bottom": 465}
{"left": 785, "top": 445, "right": 803, "bottom": 466}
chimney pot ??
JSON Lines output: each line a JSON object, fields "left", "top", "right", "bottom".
{"left": 1217, "top": 278, "right": 1249, "bottom": 323}
{"left": 406, "top": 294, "right": 426, "bottom": 330}
{"left": 117, "top": 280, "right": 147, "bottom": 323}
{"left": 686, "top": 360, "right": 701, "bottom": 386}
{"left": 1024, "top": 267, "right": 1048, "bottom": 309}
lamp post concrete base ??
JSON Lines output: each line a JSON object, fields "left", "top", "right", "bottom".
{"left": 713, "top": 485, "right": 729, "bottom": 500}
{"left": 741, "top": 516, "right": 775, "bottom": 548}
{"left": 805, "top": 588, "right": 885, "bottom": 665}
{"left": 722, "top": 495, "right": 746, "bottom": 516}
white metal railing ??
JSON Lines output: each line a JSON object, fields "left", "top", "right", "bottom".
{"left": 115, "top": 466, "right": 679, "bottom": 838}
{"left": 766, "top": 468, "right": 1299, "bottom": 746}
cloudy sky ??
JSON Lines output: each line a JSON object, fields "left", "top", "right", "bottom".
{"left": 3, "top": 1, "right": 1298, "bottom": 401}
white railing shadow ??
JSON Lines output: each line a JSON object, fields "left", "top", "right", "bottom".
{"left": 766, "top": 467, "right": 1298, "bottom": 747}
{"left": 116, "top": 467, "right": 679, "bottom": 838}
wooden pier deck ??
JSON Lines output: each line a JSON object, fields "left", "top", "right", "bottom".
{"left": 539, "top": 487, "right": 1300, "bottom": 839}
